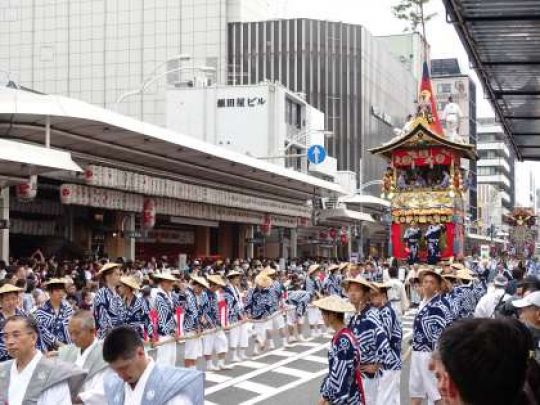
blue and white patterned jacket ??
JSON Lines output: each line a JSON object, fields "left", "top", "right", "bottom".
{"left": 323, "top": 274, "right": 343, "bottom": 296}
{"left": 245, "top": 287, "right": 273, "bottom": 320}
{"left": 154, "top": 289, "right": 176, "bottom": 336}
{"left": 454, "top": 284, "right": 477, "bottom": 319}
{"left": 34, "top": 299, "right": 73, "bottom": 351}
{"left": 348, "top": 304, "right": 392, "bottom": 377}
{"left": 125, "top": 295, "right": 152, "bottom": 339}
{"left": 93, "top": 287, "right": 126, "bottom": 339}
{"left": 378, "top": 303, "right": 402, "bottom": 371}
{"left": 320, "top": 329, "right": 362, "bottom": 405}
{"left": 199, "top": 289, "right": 220, "bottom": 330}
{"left": 413, "top": 294, "right": 452, "bottom": 352}
{"left": 176, "top": 288, "right": 200, "bottom": 333}
{"left": 286, "top": 290, "right": 311, "bottom": 317}
{"left": 222, "top": 285, "right": 242, "bottom": 325}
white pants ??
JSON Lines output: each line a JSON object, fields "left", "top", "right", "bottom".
{"left": 156, "top": 336, "right": 177, "bottom": 367}
{"left": 362, "top": 376, "right": 379, "bottom": 405}
{"left": 271, "top": 312, "right": 285, "bottom": 330}
{"left": 286, "top": 307, "right": 302, "bottom": 326}
{"left": 307, "top": 306, "right": 321, "bottom": 326}
{"left": 409, "top": 351, "right": 441, "bottom": 402}
{"left": 229, "top": 324, "right": 242, "bottom": 348}
{"left": 203, "top": 330, "right": 228, "bottom": 356}
{"left": 377, "top": 369, "right": 400, "bottom": 405}
{"left": 240, "top": 322, "right": 250, "bottom": 348}
{"left": 254, "top": 321, "right": 268, "bottom": 344}
{"left": 184, "top": 334, "right": 203, "bottom": 360}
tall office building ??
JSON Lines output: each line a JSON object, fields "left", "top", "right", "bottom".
{"left": 0, "top": 0, "right": 270, "bottom": 125}
{"left": 431, "top": 58, "right": 478, "bottom": 220}
{"left": 476, "top": 117, "right": 514, "bottom": 233}
{"left": 227, "top": 19, "right": 417, "bottom": 186}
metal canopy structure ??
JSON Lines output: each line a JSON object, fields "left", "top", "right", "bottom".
{"left": 0, "top": 138, "right": 82, "bottom": 187}
{"left": 0, "top": 88, "right": 343, "bottom": 203}
{"left": 444, "top": 0, "right": 540, "bottom": 160}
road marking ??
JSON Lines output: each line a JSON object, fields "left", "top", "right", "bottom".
{"left": 293, "top": 341, "right": 322, "bottom": 347}
{"left": 240, "top": 360, "right": 267, "bottom": 369}
{"left": 235, "top": 380, "right": 275, "bottom": 395}
{"left": 273, "top": 366, "right": 315, "bottom": 379}
{"left": 302, "top": 355, "right": 328, "bottom": 364}
{"left": 205, "top": 342, "right": 329, "bottom": 395}
{"left": 205, "top": 372, "right": 232, "bottom": 383}
{"left": 239, "top": 369, "right": 328, "bottom": 405}
{"left": 205, "top": 401, "right": 219, "bottom": 405}
{"left": 268, "top": 350, "right": 298, "bottom": 357}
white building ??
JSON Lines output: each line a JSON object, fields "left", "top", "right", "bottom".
{"left": 0, "top": 0, "right": 271, "bottom": 126}
{"left": 166, "top": 82, "right": 337, "bottom": 180}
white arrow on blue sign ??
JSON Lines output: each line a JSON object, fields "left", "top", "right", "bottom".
{"left": 307, "top": 144, "right": 326, "bottom": 164}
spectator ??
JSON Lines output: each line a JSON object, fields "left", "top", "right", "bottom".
{"left": 432, "top": 318, "right": 538, "bottom": 405}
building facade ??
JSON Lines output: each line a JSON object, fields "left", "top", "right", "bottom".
{"left": 0, "top": 0, "right": 270, "bottom": 126}
{"left": 432, "top": 58, "right": 478, "bottom": 221}
{"left": 227, "top": 19, "right": 417, "bottom": 188}
{"left": 166, "top": 81, "right": 337, "bottom": 179}
{"left": 476, "top": 117, "right": 514, "bottom": 235}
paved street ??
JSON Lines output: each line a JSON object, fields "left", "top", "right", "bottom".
{"left": 195, "top": 309, "right": 417, "bottom": 405}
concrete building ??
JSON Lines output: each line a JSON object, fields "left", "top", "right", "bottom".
{"left": 431, "top": 58, "right": 478, "bottom": 220}
{"left": 0, "top": 0, "right": 271, "bottom": 126}
{"left": 166, "top": 81, "right": 337, "bottom": 179}
{"left": 377, "top": 32, "right": 429, "bottom": 82}
{"left": 227, "top": 18, "right": 417, "bottom": 188}
{"left": 476, "top": 117, "right": 514, "bottom": 235}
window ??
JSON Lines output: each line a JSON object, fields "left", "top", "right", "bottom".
{"left": 437, "top": 83, "right": 452, "bottom": 94}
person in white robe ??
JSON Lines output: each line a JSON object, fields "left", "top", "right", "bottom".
{"left": 59, "top": 310, "right": 108, "bottom": 405}
{"left": 103, "top": 326, "right": 203, "bottom": 405}
{"left": 0, "top": 315, "right": 86, "bottom": 405}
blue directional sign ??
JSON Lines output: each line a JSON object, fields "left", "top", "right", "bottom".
{"left": 307, "top": 144, "right": 326, "bottom": 164}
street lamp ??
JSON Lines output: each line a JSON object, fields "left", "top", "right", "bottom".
{"left": 115, "top": 65, "right": 216, "bottom": 108}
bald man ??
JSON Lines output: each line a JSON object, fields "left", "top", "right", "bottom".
{"left": 59, "top": 310, "right": 108, "bottom": 405}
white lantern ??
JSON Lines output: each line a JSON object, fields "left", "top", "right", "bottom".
{"left": 60, "top": 184, "right": 74, "bottom": 205}
{"left": 142, "top": 198, "right": 156, "bottom": 230}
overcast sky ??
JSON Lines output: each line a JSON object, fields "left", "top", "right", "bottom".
{"left": 273, "top": 0, "right": 495, "bottom": 118}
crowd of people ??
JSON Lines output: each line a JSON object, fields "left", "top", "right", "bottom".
{"left": 0, "top": 252, "right": 539, "bottom": 404}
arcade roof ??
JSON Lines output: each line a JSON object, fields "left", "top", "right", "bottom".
{"left": 0, "top": 88, "right": 344, "bottom": 202}
{"left": 443, "top": 0, "right": 540, "bottom": 160}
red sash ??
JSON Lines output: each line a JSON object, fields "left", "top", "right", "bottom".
{"left": 332, "top": 327, "right": 366, "bottom": 405}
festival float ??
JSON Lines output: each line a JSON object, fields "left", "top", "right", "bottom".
{"left": 370, "top": 63, "right": 477, "bottom": 264}
{"left": 504, "top": 208, "right": 537, "bottom": 259}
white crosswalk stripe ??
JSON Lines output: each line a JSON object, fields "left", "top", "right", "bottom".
{"left": 204, "top": 335, "right": 329, "bottom": 404}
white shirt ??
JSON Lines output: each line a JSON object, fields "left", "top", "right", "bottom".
{"left": 76, "top": 339, "right": 107, "bottom": 405}
{"left": 474, "top": 287, "right": 511, "bottom": 318}
{"left": 9, "top": 351, "right": 72, "bottom": 405}
{"left": 124, "top": 357, "right": 192, "bottom": 405}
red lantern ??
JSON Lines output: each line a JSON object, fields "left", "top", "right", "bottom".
{"left": 340, "top": 233, "right": 348, "bottom": 245}
{"left": 329, "top": 228, "right": 337, "bottom": 239}
{"left": 142, "top": 198, "right": 156, "bottom": 230}
{"left": 320, "top": 231, "right": 328, "bottom": 240}
{"left": 16, "top": 175, "right": 37, "bottom": 201}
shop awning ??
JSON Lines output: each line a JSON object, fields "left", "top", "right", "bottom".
{"left": 0, "top": 138, "right": 82, "bottom": 186}
{"left": 0, "top": 88, "right": 344, "bottom": 201}
{"left": 466, "top": 232, "right": 505, "bottom": 244}
{"left": 319, "top": 208, "right": 375, "bottom": 225}
{"left": 339, "top": 194, "right": 391, "bottom": 208}
{"left": 443, "top": 0, "right": 540, "bottom": 160}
